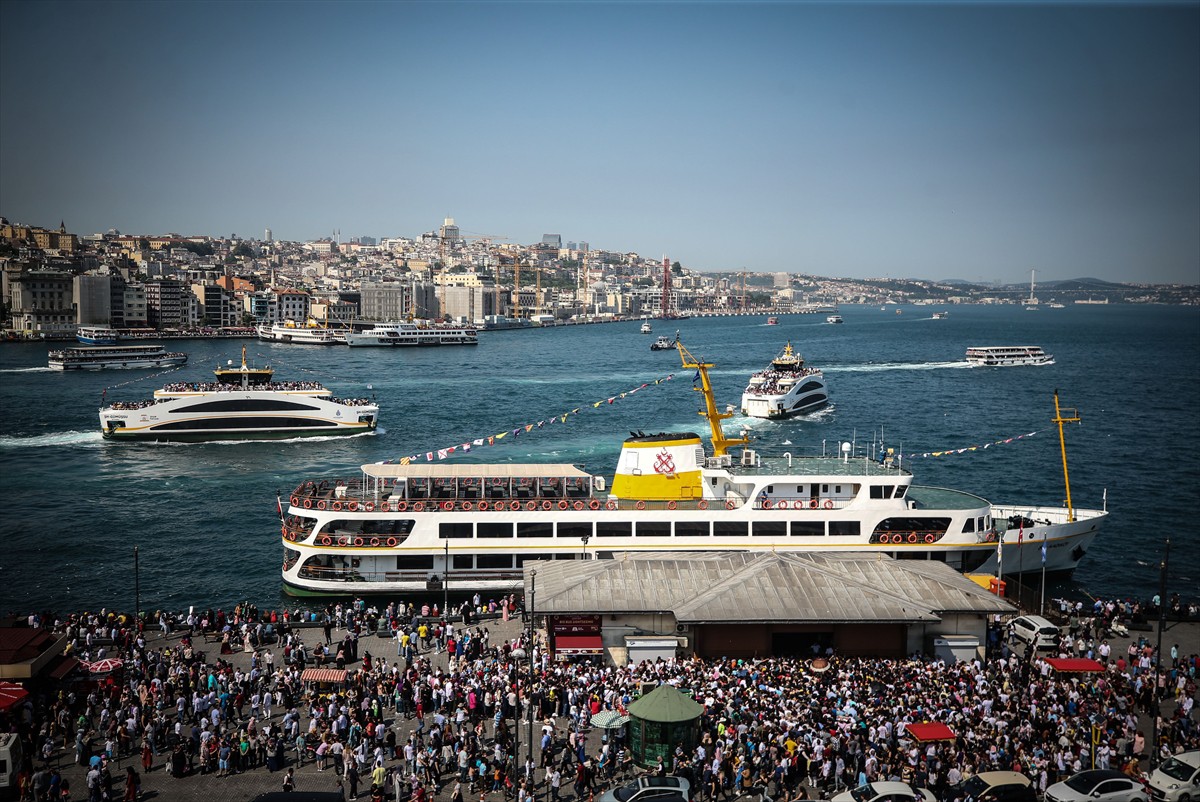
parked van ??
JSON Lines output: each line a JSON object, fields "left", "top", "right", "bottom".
{"left": 1149, "top": 750, "right": 1200, "bottom": 802}
{"left": 1006, "top": 615, "right": 1060, "bottom": 651}
{"left": 0, "top": 733, "right": 23, "bottom": 795}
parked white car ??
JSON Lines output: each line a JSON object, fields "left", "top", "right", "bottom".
{"left": 1045, "top": 770, "right": 1149, "bottom": 802}
{"left": 1150, "top": 751, "right": 1200, "bottom": 802}
{"left": 832, "top": 781, "right": 937, "bottom": 802}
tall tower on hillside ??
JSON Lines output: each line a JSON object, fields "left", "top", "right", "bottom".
{"left": 265, "top": 228, "right": 273, "bottom": 242}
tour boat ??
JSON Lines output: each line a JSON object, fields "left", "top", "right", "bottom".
{"left": 49, "top": 344, "right": 188, "bottom": 371}
{"left": 345, "top": 322, "right": 477, "bottom": 347}
{"left": 99, "top": 347, "right": 378, "bottom": 442}
{"left": 278, "top": 341, "right": 1105, "bottom": 596}
{"left": 966, "top": 346, "right": 1054, "bottom": 367}
{"left": 650, "top": 332, "right": 678, "bottom": 351}
{"left": 640, "top": 322, "right": 653, "bottom": 334}
{"left": 740, "top": 342, "right": 828, "bottom": 419}
{"left": 76, "top": 325, "right": 119, "bottom": 345}
{"left": 932, "top": 312, "right": 948, "bottom": 320}
{"left": 826, "top": 315, "right": 843, "bottom": 324}
{"left": 256, "top": 321, "right": 347, "bottom": 345}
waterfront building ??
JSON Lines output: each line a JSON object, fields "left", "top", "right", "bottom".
{"left": 359, "top": 279, "right": 410, "bottom": 321}
{"left": 73, "top": 274, "right": 112, "bottom": 325}
{"left": 145, "top": 279, "right": 190, "bottom": 330}
{"left": 274, "top": 288, "right": 311, "bottom": 323}
{"left": 6, "top": 269, "right": 76, "bottom": 336}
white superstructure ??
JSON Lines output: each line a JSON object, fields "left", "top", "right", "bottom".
{"left": 256, "top": 321, "right": 347, "bottom": 345}
{"left": 49, "top": 344, "right": 187, "bottom": 371}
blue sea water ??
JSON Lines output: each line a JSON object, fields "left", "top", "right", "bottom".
{"left": 1, "top": 304, "right": 1197, "bottom": 615}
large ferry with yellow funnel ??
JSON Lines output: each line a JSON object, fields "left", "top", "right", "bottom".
{"left": 277, "top": 341, "right": 1107, "bottom": 596}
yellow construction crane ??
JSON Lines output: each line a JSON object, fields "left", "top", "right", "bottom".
{"left": 676, "top": 337, "right": 748, "bottom": 458}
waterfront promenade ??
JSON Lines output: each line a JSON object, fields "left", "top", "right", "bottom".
{"left": 18, "top": 606, "right": 1199, "bottom": 802}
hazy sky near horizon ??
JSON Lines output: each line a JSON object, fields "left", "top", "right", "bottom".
{"left": 1, "top": 2, "right": 1197, "bottom": 285}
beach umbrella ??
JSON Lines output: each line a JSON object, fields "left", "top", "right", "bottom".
{"left": 591, "top": 710, "right": 631, "bottom": 730}
{"left": 0, "top": 681, "right": 28, "bottom": 712}
{"left": 84, "top": 658, "right": 124, "bottom": 674}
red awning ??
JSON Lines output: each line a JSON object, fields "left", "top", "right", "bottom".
{"left": 47, "top": 655, "right": 81, "bottom": 680}
{"left": 0, "top": 681, "right": 29, "bottom": 712}
{"left": 1045, "top": 657, "right": 1104, "bottom": 673}
{"left": 301, "top": 668, "right": 347, "bottom": 684}
{"left": 555, "top": 635, "right": 604, "bottom": 656}
{"left": 905, "top": 722, "right": 956, "bottom": 742}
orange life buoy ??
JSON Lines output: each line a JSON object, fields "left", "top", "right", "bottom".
{"left": 589, "top": 500, "right": 601, "bottom": 511}
{"left": 824, "top": 500, "right": 834, "bottom": 510}
{"left": 413, "top": 502, "right": 425, "bottom": 512}
{"left": 558, "top": 501, "right": 569, "bottom": 511}
{"left": 332, "top": 501, "right": 342, "bottom": 512}
{"left": 775, "top": 500, "right": 788, "bottom": 510}
{"left": 442, "top": 502, "right": 453, "bottom": 511}
{"left": 809, "top": 499, "right": 819, "bottom": 509}
{"left": 635, "top": 500, "right": 646, "bottom": 510}
{"left": 924, "top": 533, "right": 936, "bottom": 544}
{"left": 725, "top": 500, "right": 735, "bottom": 510}
{"left": 396, "top": 501, "right": 408, "bottom": 512}
{"left": 281, "top": 526, "right": 288, "bottom": 537}
{"left": 290, "top": 495, "right": 299, "bottom": 506}
{"left": 354, "top": 537, "right": 364, "bottom": 547}
{"left": 319, "top": 536, "right": 331, "bottom": 546}
{"left": 478, "top": 501, "right": 489, "bottom": 511}
{"left": 510, "top": 501, "right": 521, "bottom": 511}
{"left": 462, "top": 501, "right": 473, "bottom": 511}
{"left": 364, "top": 502, "right": 374, "bottom": 512}
{"left": 524, "top": 501, "right": 535, "bottom": 511}
{"left": 303, "top": 499, "right": 312, "bottom": 509}
{"left": 338, "top": 536, "right": 349, "bottom": 546}
{"left": 606, "top": 500, "right": 617, "bottom": 511}
{"left": 346, "top": 501, "right": 358, "bottom": 512}
{"left": 573, "top": 501, "right": 585, "bottom": 511}
{"left": 907, "top": 532, "right": 918, "bottom": 544}
{"left": 386, "top": 537, "right": 398, "bottom": 547}
{"left": 762, "top": 500, "right": 772, "bottom": 510}
{"left": 698, "top": 500, "right": 708, "bottom": 510}
{"left": 539, "top": 501, "right": 550, "bottom": 511}
{"left": 667, "top": 500, "right": 677, "bottom": 510}
{"left": 886, "top": 534, "right": 897, "bottom": 544}
{"left": 370, "top": 537, "right": 380, "bottom": 547}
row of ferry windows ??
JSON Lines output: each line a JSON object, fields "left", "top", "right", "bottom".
{"left": 759, "top": 484, "right": 907, "bottom": 500}
{"left": 393, "top": 554, "right": 577, "bottom": 570}
{"left": 438, "top": 520, "right": 862, "bottom": 538}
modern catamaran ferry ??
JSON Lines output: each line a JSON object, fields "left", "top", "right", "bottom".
{"left": 278, "top": 341, "right": 1106, "bottom": 596}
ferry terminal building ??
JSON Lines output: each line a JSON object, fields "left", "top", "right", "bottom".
{"left": 525, "top": 552, "right": 1016, "bottom": 665}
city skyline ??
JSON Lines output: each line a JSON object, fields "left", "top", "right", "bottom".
{"left": 1, "top": 1, "right": 1197, "bottom": 285}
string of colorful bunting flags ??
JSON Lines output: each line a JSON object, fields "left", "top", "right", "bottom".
{"left": 386, "top": 373, "right": 677, "bottom": 464}
{"left": 901, "top": 431, "right": 1039, "bottom": 459}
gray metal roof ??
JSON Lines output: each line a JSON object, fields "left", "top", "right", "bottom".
{"left": 525, "top": 552, "right": 1015, "bottom": 624}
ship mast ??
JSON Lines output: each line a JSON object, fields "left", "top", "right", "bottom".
{"left": 676, "top": 338, "right": 747, "bottom": 458}
{"left": 1052, "top": 389, "right": 1081, "bottom": 522}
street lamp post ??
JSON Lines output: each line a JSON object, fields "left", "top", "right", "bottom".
{"left": 580, "top": 534, "right": 591, "bottom": 561}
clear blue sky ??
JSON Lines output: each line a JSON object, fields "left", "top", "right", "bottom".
{"left": 2, "top": 1, "right": 1197, "bottom": 285}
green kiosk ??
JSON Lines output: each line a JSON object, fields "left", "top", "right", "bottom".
{"left": 627, "top": 684, "right": 704, "bottom": 768}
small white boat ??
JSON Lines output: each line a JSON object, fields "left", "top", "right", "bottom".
{"left": 966, "top": 346, "right": 1054, "bottom": 367}
{"left": 767, "top": 317, "right": 779, "bottom": 326}
{"left": 640, "top": 322, "right": 653, "bottom": 334}
{"left": 650, "top": 333, "right": 677, "bottom": 351}
{"left": 741, "top": 341, "right": 828, "bottom": 419}
{"left": 826, "top": 315, "right": 843, "bottom": 324}
{"left": 76, "top": 325, "right": 118, "bottom": 345}
{"left": 932, "top": 311, "right": 948, "bottom": 320}
{"left": 49, "top": 344, "right": 187, "bottom": 371}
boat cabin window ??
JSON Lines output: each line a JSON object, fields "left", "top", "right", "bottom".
{"left": 714, "top": 521, "right": 748, "bottom": 537}
{"left": 517, "top": 522, "right": 553, "bottom": 538}
{"left": 753, "top": 521, "right": 787, "bottom": 538}
{"left": 554, "top": 554, "right": 578, "bottom": 560}
{"left": 964, "top": 518, "right": 976, "bottom": 533}
{"left": 791, "top": 522, "right": 825, "bottom": 537}
{"left": 636, "top": 522, "right": 671, "bottom": 537}
{"left": 597, "top": 522, "right": 632, "bottom": 538}
{"left": 453, "top": 555, "right": 474, "bottom": 569}
{"left": 477, "top": 554, "right": 514, "bottom": 569}
{"left": 397, "top": 556, "right": 434, "bottom": 570}
{"left": 870, "top": 485, "right": 887, "bottom": 499}
{"left": 822, "top": 484, "right": 829, "bottom": 493}
{"left": 835, "top": 485, "right": 842, "bottom": 494}
{"left": 324, "top": 519, "right": 413, "bottom": 537}
{"left": 979, "top": 516, "right": 988, "bottom": 531}
{"left": 872, "top": 517, "right": 950, "bottom": 536}
{"left": 516, "top": 554, "right": 554, "bottom": 566}
{"left": 675, "top": 521, "right": 710, "bottom": 537}
{"left": 557, "top": 522, "right": 592, "bottom": 540}
{"left": 829, "top": 521, "right": 861, "bottom": 536}
{"left": 798, "top": 381, "right": 823, "bottom": 393}
{"left": 439, "top": 523, "right": 473, "bottom": 539}
{"left": 765, "top": 485, "right": 775, "bottom": 493}
{"left": 895, "top": 485, "right": 908, "bottom": 498}
{"left": 478, "top": 522, "right": 513, "bottom": 538}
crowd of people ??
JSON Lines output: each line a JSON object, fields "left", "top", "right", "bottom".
{"left": 3, "top": 593, "right": 1196, "bottom": 802}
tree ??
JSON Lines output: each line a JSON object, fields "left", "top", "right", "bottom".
{"left": 181, "top": 241, "right": 215, "bottom": 257}
{"left": 672, "top": 261, "right": 683, "bottom": 275}
{"left": 232, "top": 242, "right": 254, "bottom": 258}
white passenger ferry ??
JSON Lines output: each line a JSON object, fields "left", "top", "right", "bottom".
{"left": 740, "top": 342, "right": 828, "bottom": 419}
{"left": 76, "top": 325, "right": 119, "bottom": 345}
{"left": 100, "top": 347, "right": 378, "bottom": 442}
{"left": 49, "top": 344, "right": 188, "bottom": 371}
{"left": 278, "top": 342, "right": 1105, "bottom": 597}
{"left": 344, "top": 322, "right": 478, "bottom": 347}
{"left": 256, "top": 321, "right": 348, "bottom": 345}
{"left": 966, "top": 346, "right": 1054, "bottom": 367}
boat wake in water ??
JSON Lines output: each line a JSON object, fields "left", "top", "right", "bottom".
{"left": 0, "top": 367, "right": 53, "bottom": 373}
{"left": 826, "top": 360, "right": 972, "bottom": 373}
{"left": 0, "top": 430, "right": 103, "bottom": 448}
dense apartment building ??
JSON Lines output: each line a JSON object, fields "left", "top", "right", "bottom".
{"left": 192, "top": 282, "right": 236, "bottom": 327}
{"left": 6, "top": 270, "right": 76, "bottom": 336}
{"left": 145, "top": 279, "right": 189, "bottom": 329}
